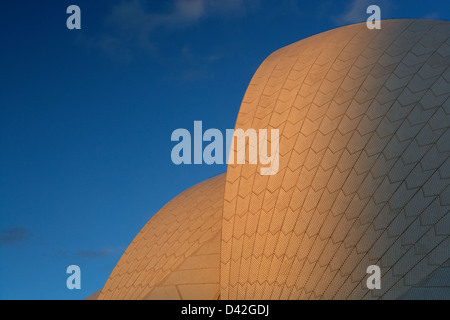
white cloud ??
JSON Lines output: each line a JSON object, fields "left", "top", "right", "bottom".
{"left": 83, "top": 0, "right": 259, "bottom": 62}
{"left": 173, "top": 0, "right": 206, "bottom": 22}
{"left": 109, "top": 0, "right": 258, "bottom": 28}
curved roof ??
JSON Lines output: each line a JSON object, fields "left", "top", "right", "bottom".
{"left": 98, "top": 173, "right": 225, "bottom": 299}
{"left": 96, "top": 19, "right": 449, "bottom": 300}
{"left": 221, "top": 19, "right": 450, "bottom": 299}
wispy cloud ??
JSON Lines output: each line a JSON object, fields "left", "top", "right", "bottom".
{"left": 0, "top": 227, "right": 31, "bottom": 246}
{"left": 77, "top": 248, "right": 114, "bottom": 259}
{"left": 423, "top": 12, "right": 440, "bottom": 20}
{"left": 160, "top": 44, "right": 223, "bottom": 82}
{"left": 83, "top": 0, "right": 260, "bottom": 62}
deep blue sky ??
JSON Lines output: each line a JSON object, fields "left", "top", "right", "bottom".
{"left": 0, "top": 0, "right": 449, "bottom": 300}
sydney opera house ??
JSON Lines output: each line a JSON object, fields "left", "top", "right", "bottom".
{"left": 90, "top": 19, "right": 450, "bottom": 300}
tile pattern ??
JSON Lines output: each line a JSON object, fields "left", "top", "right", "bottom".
{"left": 221, "top": 19, "right": 450, "bottom": 300}
{"left": 98, "top": 173, "right": 225, "bottom": 300}
{"left": 401, "top": 258, "right": 450, "bottom": 299}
